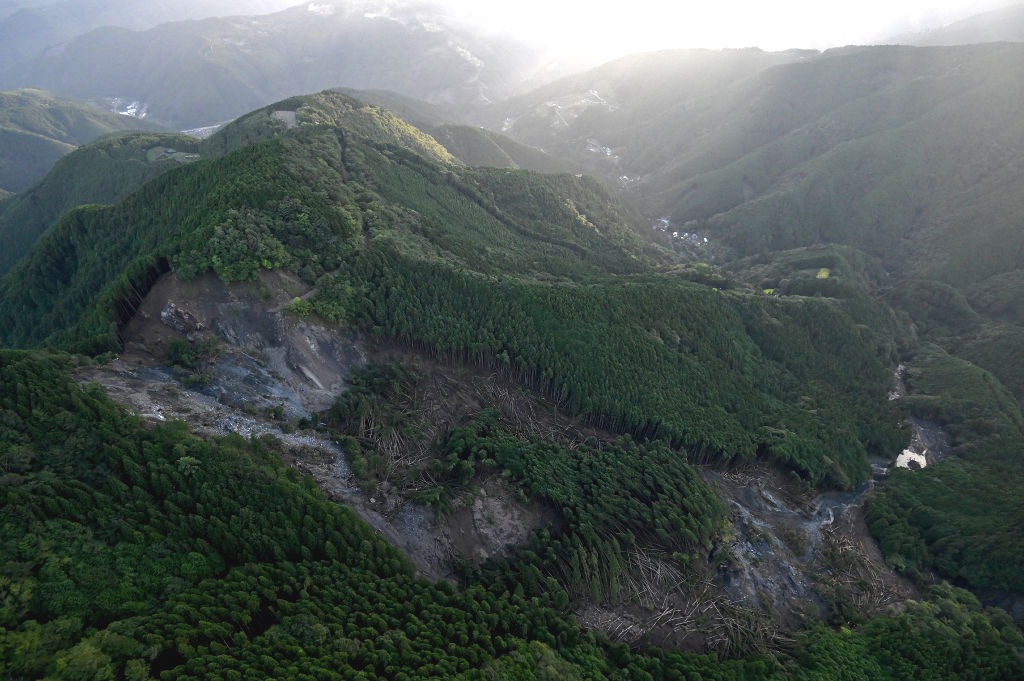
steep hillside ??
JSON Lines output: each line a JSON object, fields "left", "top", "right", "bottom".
{"left": 0, "top": 90, "right": 903, "bottom": 491}
{"left": 4, "top": 349, "right": 1022, "bottom": 679}
{"left": 2, "top": 87, "right": 1024, "bottom": 678}
{"left": 333, "top": 88, "right": 576, "bottom": 172}
{"left": 476, "top": 48, "right": 806, "bottom": 176}
{"left": 0, "top": 91, "right": 938, "bottom": 641}
{"left": 0, "top": 88, "right": 573, "bottom": 277}
{"left": 430, "top": 124, "right": 577, "bottom": 173}
{"left": 485, "top": 39, "right": 1024, "bottom": 484}
{"left": 893, "top": 2, "right": 1024, "bottom": 45}
{"left": 0, "top": 0, "right": 297, "bottom": 66}
{"left": 487, "top": 44, "right": 1024, "bottom": 287}
{"left": 0, "top": 88, "right": 162, "bottom": 193}
{"left": 0, "top": 3, "right": 551, "bottom": 129}
{"left": 0, "top": 131, "right": 199, "bottom": 275}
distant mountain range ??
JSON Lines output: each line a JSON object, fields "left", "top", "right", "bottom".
{"left": 0, "top": 2, "right": 561, "bottom": 130}
{"left": 892, "top": 2, "right": 1024, "bottom": 45}
{"left": 0, "top": 0, "right": 298, "bottom": 66}
{"left": 481, "top": 43, "right": 1024, "bottom": 288}
{"left": 2, "top": 11, "right": 1024, "bottom": 672}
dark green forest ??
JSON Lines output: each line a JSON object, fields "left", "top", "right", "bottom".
{"left": 0, "top": 87, "right": 1022, "bottom": 679}
{"left": 0, "top": 132, "right": 199, "bottom": 276}
{"left": 0, "top": 92, "right": 904, "bottom": 490}
{"left": 3, "top": 351, "right": 1022, "bottom": 679}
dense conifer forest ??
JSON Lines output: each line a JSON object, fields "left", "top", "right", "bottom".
{"left": 0, "top": 74, "right": 1022, "bottom": 680}
{"left": 3, "top": 351, "right": 1023, "bottom": 678}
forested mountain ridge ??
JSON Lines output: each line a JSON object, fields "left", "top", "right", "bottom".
{"left": 0, "top": 90, "right": 573, "bottom": 278}
{"left": 297, "top": 87, "right": 579, "bottom": 173}
{"left": 0, "top": 88, "right": 163, "bottom": 194}
{"left": 485, "top": 43, "right": 1024, "bottom": 286}
{"left": 892, "top": 2, "right": 1024, "bottom": 45}
{"left": 477, "top": 40, "right": 1024, "bottom": 591}
{"left": 0, "top": 89, "right": 902, "bottom": 489}
{"left": 1, "top": 77, "right": 1023, "bottom": 680}
{"left": 0, "top": 131, "right": 199, "bottom": 276}
{"left": 428, "top": 124, "right": 578, "bottom": 174}
{"left": 0, "top": 0, "right": 298, "bottom": 67}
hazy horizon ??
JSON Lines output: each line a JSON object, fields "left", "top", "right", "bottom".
{"left": 432, "top": 0, "right": 1017, "bottom": 58}
{"left": 2, "top": 0, "right": 1018, "bottom": 67}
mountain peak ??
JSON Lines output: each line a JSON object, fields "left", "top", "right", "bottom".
{"left": 203, "top": 90, "right": 458, "bottom": 167}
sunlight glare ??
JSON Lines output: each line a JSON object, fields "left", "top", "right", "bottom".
{"left": 437, "top": 0, "right": 1012, "bottom": 57}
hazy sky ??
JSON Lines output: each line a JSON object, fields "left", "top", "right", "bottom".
{"left": 436, "top": 0, "right": 1014, "bottom": 57}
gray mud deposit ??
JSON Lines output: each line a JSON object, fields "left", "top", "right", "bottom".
{"left": 76, "top": 270, "right": 939, "bottom": 651}
{"left": 80, "top": 270, "right": 546, "bottom": 581}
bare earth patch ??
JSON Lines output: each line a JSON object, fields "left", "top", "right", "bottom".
{"left": 77, "top": 268, "right": 923, "bottom": 653}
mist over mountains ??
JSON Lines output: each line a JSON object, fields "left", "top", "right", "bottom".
{"left": 0, "top": 0, "right": 576, "bottom": 198}
{"left": 481, "top": 43, "right": 1024, "bottom": 286}
{"left": 1, "top": 2, "right": 1023, "bottom": 679}
{"left": 0, "top": 1, "right": 563, "bottom": 130}
{"left": 891, "top": 1, "right": 1024, "bottom": 45}
{"left": 0, "top": 0, "right": 300, "bottom": 66}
